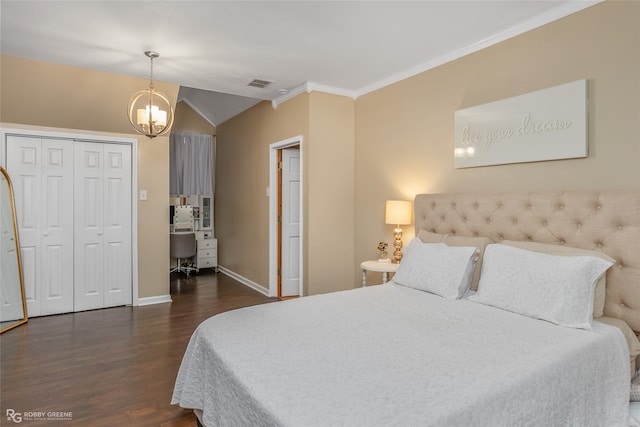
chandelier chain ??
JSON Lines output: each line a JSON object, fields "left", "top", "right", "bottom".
{"left": 149, "top": 56, "right": 155, "bottom": 89}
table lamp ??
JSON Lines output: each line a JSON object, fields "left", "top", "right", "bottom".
{"left": 385, "top": 200, "right": 412, "bottom": 263}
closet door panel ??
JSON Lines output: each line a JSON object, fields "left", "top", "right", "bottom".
{"left": 40, "top": 140, "right": 74, "bottom": 315}
{"left": 19, "top": 246, "right": 38, "bottom": 315}
{"left": 74, "top": 143, "right": 105, "bottom": 311}
{"left": 6, "top": 136, "right": 43, "bottom": 315}
{"left": 6, "top": 137, "right": 74, "bottom": 316}
{"left": 103, "top": 144, "right": 132, "bottom": 307}
{"left": 79, "top": 242, "right": 102, "bottom": 295}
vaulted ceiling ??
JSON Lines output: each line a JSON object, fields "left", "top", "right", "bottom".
{"left": 1, "top": 1, "right": 601, "bottom": 125}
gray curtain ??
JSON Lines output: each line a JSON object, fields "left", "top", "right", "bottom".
{"left": 170, "top": 132, "right": 214, "bottom": 195}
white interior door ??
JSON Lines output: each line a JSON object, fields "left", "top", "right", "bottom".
{"left": 102, "top": 144, "right": 132, "bottom": 307}
{"left": 74, "top": 142, "right": 105, "bottom": 311}
{"left": 6, "top": 136, "right": 74, "bottom": 316}
{"left": 74, "top": 142, "right": 132, "bottom": 311}
{"left": 280, "top": 148, "right": 301, "bottom": 297}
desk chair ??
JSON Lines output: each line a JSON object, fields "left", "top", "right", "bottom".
{"left": 170, "top": 232, "right": 197, "bottom": 276}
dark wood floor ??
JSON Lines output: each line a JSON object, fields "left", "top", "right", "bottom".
{"left": 0, "top": 271, "right": 276, "bottom": 426}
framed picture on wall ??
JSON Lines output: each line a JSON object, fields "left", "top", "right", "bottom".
{"left": 454, "top": 79, "right": 588, "bottom": 168}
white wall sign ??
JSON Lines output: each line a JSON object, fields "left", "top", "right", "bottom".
{"left": 454, "top": 79, "right": 587, "bottom": 168}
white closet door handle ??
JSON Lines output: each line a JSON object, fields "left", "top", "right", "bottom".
{"left": 43, "top": 232, "right": 49, "bottom": 237}
{"left": 97, "top": 231, "right": 103, "bottom": 236}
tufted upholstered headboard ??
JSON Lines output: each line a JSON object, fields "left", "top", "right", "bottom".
{"left": 414, "top": 191, "right": 640, "bottom": 333}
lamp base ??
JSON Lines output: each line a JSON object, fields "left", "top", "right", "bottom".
{"left": 392, "top": 226, "right": 403, "bottom": 263}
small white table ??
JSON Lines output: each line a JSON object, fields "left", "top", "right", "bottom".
{"left": 360, "top": 260, "right": 399, "bottom": 287}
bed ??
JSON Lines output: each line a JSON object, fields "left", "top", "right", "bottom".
{"left": 172, "top": 190, "right": 640, "bottom": 426}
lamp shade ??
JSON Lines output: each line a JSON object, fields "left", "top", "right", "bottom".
{"left": 385, "top": 200, "right": 412, "bottom": 225}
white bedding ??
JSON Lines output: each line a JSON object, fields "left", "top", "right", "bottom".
{"left": 172, "top": 284, "right": 630, "bottom": 427}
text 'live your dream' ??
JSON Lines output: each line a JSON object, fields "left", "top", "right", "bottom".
{"left": 461, "top": 113, "right": 573, "bottom": 148}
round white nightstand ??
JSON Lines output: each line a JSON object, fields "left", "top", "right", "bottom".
{"left": 360, "top": 260, "right": 399, "bottom": 287}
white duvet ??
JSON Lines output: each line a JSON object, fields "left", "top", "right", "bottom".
{"left": 172, "top": 283, "right": 629, "bottom": 427}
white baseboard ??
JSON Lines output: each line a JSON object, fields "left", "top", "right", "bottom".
{"left": 137, "top": 294, "right": 172, "bottom": 306}
{"left": 218, "top": 266, "right": 270, "bottom": 296}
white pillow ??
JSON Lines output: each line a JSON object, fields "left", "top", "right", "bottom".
{"left": 393, "top": 238, "right": 479, "bottom": 299}
{"left": 501, "top": 240, "right": 614, "bottom": 318}
{"left": 469, "top": 244, "right": 614, "bottom": 329}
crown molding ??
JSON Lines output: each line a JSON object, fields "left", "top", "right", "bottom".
{"left": 305, "top": 82, "right": 356, "bottom": 99}
{"left": 271, "top": 84, "right": 307, "bottom": 109}
{"left": 355, "top": 0, "right": 603, "bottom": 98}
{"left": 273, "top": 1, "right": 602, "bottom": 107}
{"left": 272, "top": 82, "right": 356, "bottom": 109}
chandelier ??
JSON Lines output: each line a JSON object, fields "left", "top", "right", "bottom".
{"left": 127, "top": 51, "right": 174, "bottom": 138}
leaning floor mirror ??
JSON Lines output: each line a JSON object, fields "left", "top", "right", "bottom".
{"left": 0, "top": 165, "right": 28, "bottom": 333}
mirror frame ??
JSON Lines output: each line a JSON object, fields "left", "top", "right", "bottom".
{"left": 0, "top": 165, "right": 28, "bottom": 333}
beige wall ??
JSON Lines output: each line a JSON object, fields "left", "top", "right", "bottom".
{"left": 216, "top": 91, "right": 356, "bottom": 295}
{"left": 0, "top": 55, "right": 179, "bottom": 300}
{"left": 172, "top": 101, "right": 217, "bottom": 135}
{"left": 354, "top": 1, "right": 640, "bottom": 277}
{"left": 307, "top": 92, "right": 356, "bottom": 294}
{"left": 216, "top": 95, "right": 309, "bottom": 293}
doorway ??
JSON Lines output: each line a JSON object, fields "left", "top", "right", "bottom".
{"left": 269, "top": 136, "right": 303, "bottom": 298}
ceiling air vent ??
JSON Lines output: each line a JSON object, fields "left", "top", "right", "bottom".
{"left": 248, "top": 79, "right": 272, "bottom": 89}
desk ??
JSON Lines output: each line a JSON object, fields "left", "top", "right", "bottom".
{"left": 360, "top": 260, "right": 399, "bottom": 287}
{"left": 170, "top": 231, "right": 217, "bottom": 272}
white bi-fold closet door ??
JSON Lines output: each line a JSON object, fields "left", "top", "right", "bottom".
{"left": 6, "top": 135, "right": 132, "bottom": 317}
{"left": 6, "top": 136, "right": 74, "bottom": 316}
{"left": 74, "top": 141, "right": 132, "bottom": 312}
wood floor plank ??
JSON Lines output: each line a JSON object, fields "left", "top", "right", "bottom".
{"left": 0, "top": 271, "right": 275, "bottom": 426}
